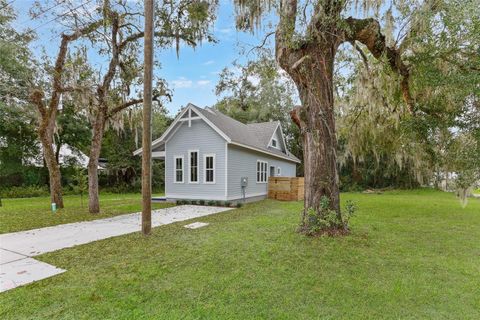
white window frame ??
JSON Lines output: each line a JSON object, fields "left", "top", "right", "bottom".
{"left": 256, "top": 160, "right": 268, "bottom": 183}
{"left": 277, "top": 167, "right": 281, "bottom": 176}
{"left": 203, "top": 153, "right": 216, "bottom": 184}
{"left": 173, "top": 155, "right": 184, "bottom": 183}
{"left": 188, "top": 149, "right": 199, "bottom": 184}
{"left": 271, "top": 138, "right": 278, "bottom": 148}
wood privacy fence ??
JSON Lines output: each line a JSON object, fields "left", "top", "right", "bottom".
{"left": 268, "top": 177, "right": 304, "bottom": 201}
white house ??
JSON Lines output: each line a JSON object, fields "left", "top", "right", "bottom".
{"left": 134, "top": 103, "right": 300, "bottom": 202}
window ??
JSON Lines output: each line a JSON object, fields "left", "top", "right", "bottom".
{"left": 277, "top": 167, "right": 281, "bottom": 176}
{"left": 189, "top": 151, "right": 199, "bottom": 183}
{"left": 271, "top": 138, "right": 277, "bottom": 148}
{"left": 174, "top": 156, "right": 184, "bottom": 183}
{"left": 256, "top": 160, "right": 268, "bottom": 183}
{"left": 204, "top": 154, "right": 215, "bottom": 183}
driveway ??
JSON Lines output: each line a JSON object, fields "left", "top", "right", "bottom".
{"left": 0, "top": 205, "right": 232, "bottom": 292}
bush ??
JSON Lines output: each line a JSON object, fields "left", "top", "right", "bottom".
{"left": 176, "top": 200, "right": 184, "bottom": 205}
{"left": 303, "top": 196, "right": 357, "bottom": 236}
{"left": 183, "top": 200, "right": 190, "bottom": 205}
{"left": 215, "top": 200, "right": 222, "bottom": 206}
{"left": 199, "top": 200, "right": 205, "bottom": 205}
{"left": 207, "top": 200, "right": 215, "bottom": 206}
{"left": 190, "top": 200, "right": 197, "bottom": 205}
{"left": 236, "top": 202, "right": 243, "bottom": 208}
{"left": 0, "top": 185, "right": 49, "bottom": 198}
{"left": 224, "top": 201, "right": 231, "bottom": 207}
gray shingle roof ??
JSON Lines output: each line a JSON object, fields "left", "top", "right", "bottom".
{"left": 191, "top": 104, "right": 300, "bottom": 163}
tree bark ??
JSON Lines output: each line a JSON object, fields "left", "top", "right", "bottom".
{"left": 87, "top": 109, "right": 106, "bottom": 213}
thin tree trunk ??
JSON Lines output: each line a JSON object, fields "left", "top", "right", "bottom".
{"left": 88, "top": 109, "right": 106, "bottom": 213}
{"left": 41, "top": 139, "right": 64, "bottom": 208}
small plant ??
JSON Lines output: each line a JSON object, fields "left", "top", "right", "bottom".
{"left": 207, "top": 200, "right": 215, "bottom": 206}
{"left": 183, "top": 200, "right": 191, "bottom": 205}
{"left": 236, "top": 202, "right": 243, "bottom": 208}
{"left": 302, "top": 196, "right": 357, "bottom": 236}
{"left": 190, "top": 200, "right": 197, "bottom": 205}
{"left": 215, "top": 200, "right": 222, "bottom": 206}
{"left": 70, "top": 168, "right": 88, "bottom": 208}
{"left": 224, "top": 201, "right": 231, "bottom": 207}
{"left": 199, "top": 200, "right": 205, "bottom": 205}
{"left": 176, "top": 200, "right": 183, "bottom": 205}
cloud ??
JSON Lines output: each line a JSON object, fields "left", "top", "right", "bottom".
{"left": 171, "top": 77, "right": 193, "bottom": 89}
{"left": 197, "top": 80, "right": 211, "bottom": 86}
{"left": 203, "top": 60, "right": 215, "bottom": 65}
{"left": 218, "top": 28, "right": 233, "bottom": 34}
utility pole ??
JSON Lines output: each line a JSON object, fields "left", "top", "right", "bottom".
{"left": 142, "top": 0, "right": 154, "bottom": 235}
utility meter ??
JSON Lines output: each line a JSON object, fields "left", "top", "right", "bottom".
{"left": 241, "top": 177, "right": 248, "bottom": 187}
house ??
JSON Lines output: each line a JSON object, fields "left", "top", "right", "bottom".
{"left": 133, "top": 103, "right": 301, "bottom": 202}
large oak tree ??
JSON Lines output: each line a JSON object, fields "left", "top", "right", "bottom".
{"left": 233, "top": 0, "right": 443, "bottom": 233}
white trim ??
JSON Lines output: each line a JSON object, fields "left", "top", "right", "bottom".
{"left": 164, "top": 121, "right": 183, "bottom": 144}
{"left": 173, "top": 155, "right": 184, "bottom": 183}
{"left": 270, "top": 165, "right": 276, "bottom": 177}
{"left": 270, "top": 138, "right": 279, "bottom": 149}
{"left": 203, "top": 153, "right": 216, "bottom": 184}
{"left": 224, "top": 142, "right": 228, "bottom": 198}
{"left": 256, "top": 160, "right": 268, "bottom": 183}
{"left": 164, "top": 143, "right": 168, "bottom": 195}
{"left": 165, "top": 192, "right": 268, "bottom": 201}
{"left": 276, "top": 122, "right": 288, "bottom": 152}
{"left": 179, "top": 116, "right": 201, "bottom": 122}
{"left": 152, "top": 151, "right": 165, "bottom": 158}
{"left": 229, "top": 141, "right": 300, "bottom": 163}
{"left": 188, "top": 149, "right": 199, "bottom": 184}
{"left": 277, "top": 167, "right": 281, "bottom": 176}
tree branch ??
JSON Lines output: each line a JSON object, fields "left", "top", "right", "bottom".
{"left": 343, "top": 17, "right": 414, "bottom": 113}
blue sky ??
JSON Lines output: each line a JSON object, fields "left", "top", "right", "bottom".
{"left": 12, "top": 0, "right": 274, "bottom": 115}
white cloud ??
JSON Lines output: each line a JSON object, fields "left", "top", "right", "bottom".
{"left": 218, "top": 28, "right": 233, "bottom": 34}
{"left": 203, "top": 60, "right": 215, "bottom": 65}
{"left": 171, "top": 77, "right": 193, "bottom": 89}
{"left": 197, "top": 80, "right": 211, "bottom": 86}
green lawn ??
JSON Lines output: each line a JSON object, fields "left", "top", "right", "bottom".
{"left": 1, "top": 189, "right": 479, "bottom": 319}
{"left": 0, "top": 193, "right": 172, "bottom": 233}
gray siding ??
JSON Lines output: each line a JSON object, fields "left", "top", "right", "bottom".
{"left": 165, "top": 120, "right": 227, "bottom": 200}
{"left": 227, "top": 145, "right": 296, "bottom": 200}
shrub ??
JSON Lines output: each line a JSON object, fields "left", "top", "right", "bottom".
{"left": 207, "top": 200, "right": 215, "bottom": 206}
{"left": 190, "top": 200, "right": 197, "bottom": 205}
{"left": 199, "top": 200, "right": 205, "bottom": 205}
{"left": 183, "top": 200, "right": 191, "bottom": 205}
{"left": 224, "top": 201, "right": 231, "bottom": 207}
{"left": 215, "top": 200, "right": 222, "bottom": 206}
{"left": 0, "top": 185, "right": 49, "bottom": 198}
{"left": 176, "top": 200, "right": 183, "bottom": 205}
{"left": 236, "top": 202, "right": 243, "bottom": 208}
{"left": 303, "top": 196, "right": 357, "bottom": 236}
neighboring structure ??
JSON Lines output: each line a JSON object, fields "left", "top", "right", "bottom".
{"left": 134, "top": 103, "right": 300, "bottom": 202}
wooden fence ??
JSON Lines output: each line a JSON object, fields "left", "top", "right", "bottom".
{"left": 268, "top": 177, "right": 304, "bottom": 201}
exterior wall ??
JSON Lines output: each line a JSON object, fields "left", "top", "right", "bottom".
{"left": 227, "top": 144, "right": 296, "bottom": 201}
{"left": 165, "top": 120, "right": 227, "bottom": 200}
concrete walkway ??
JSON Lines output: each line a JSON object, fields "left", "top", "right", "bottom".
{"left": 0, "top": 205, "right": 232, "bottom": 292}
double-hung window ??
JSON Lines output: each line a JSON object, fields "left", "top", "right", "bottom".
{"left": 189, "top": 151, "right": 199, "bottom": 183}
{"left": 174, "top": 156, "right": 184, "bottom": 183}
{"left": 204, "top": 154, "right": 215, "bottom": 183}
{"left": 256, "top": 160, "right": 268, "bottom": 183}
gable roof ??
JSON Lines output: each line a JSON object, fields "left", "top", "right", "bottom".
{"left": 134, "top": 103, "right": 301, "bottom": 163}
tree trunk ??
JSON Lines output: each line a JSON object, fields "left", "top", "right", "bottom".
{"left": 88, "top": 109, "right": 106, "bottom": 213}
{"left": 41, "top": 140, "right": 64, "bottom": 208}
{"left": 279, "top": 42, "right": 343, "bottom": 231}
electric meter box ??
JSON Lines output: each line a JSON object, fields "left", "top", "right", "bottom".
{"left": 241, "top": 177, "right": 248, "bottom": 187}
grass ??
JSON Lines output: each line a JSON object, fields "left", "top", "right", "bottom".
{"left": 0, "top": 193, "right": 172, "bottom": 233}
{"left": 1, "top": 189, "right": 479, "bottom": 319}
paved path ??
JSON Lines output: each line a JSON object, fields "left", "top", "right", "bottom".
{"left": 0, "top": 205, "right": 232, "bottom": 292}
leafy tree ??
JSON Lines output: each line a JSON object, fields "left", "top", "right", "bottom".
{"left": 28, "top": 0, "right": 217, "bottom": 213}
{"left": 0, "top": 1, "right": 38, "bottom": 178}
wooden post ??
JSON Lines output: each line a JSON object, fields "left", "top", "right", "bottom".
{"left": 141, "top": 0, "right": 154, "bottom": 235}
